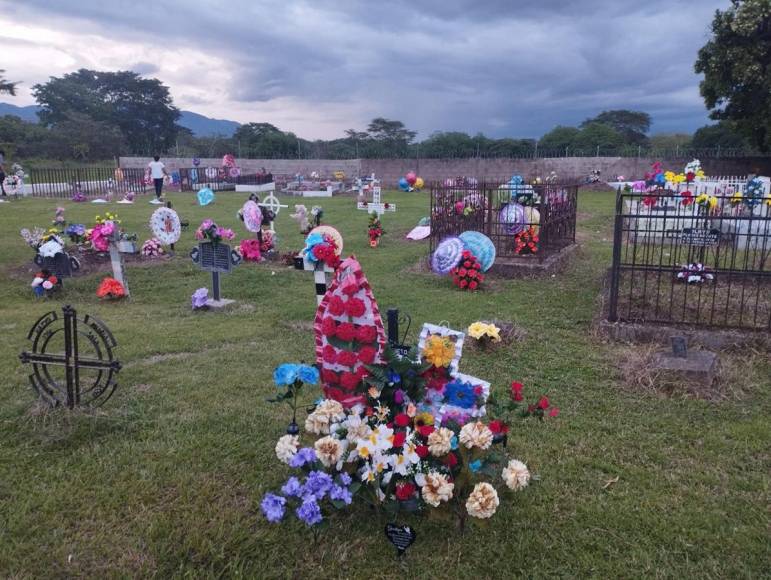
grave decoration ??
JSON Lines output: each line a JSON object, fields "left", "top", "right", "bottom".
{"left": 258, "top": 193, "right": 288, "bottom": 235}
{"left": 147, "top": 204, "right": 181, "bottom": 251}
{"left": 514, "top": 226, "right": 540, "bottom": 255}
{"left": 190, "top": 219, "right": 241, "bottom": 307}
{"left": 19, "top": 304, "right": 121, "bottom": 408}
{"left": 2, "top": 162, "right": 25, "bottom": 196}
{"left": 406, "top": 217, "right": 431, "bottom": 241}
{"left": 197, "top": 187, "right": 215, "bottom": 206}
{"left": 141, "top": 238, "right": 165, "bottom": 257}
{"left": 71, "top": 191, "right": 86, "bottom": 202}
{"left": 295, "top": 226, "right": 344, "bottom": 306}
{"left": 90, "top": 212, "right": 135, "bottom": 296}
{"left": 357, "top": 177, "right": 396, "bottom": 216}
{"left": 96, "top": 277, "right": 126, "bottom": 299}
{"left": 290, "top": 204, "right": 311, "bottom": 233}
{"left": 451, "top": 250, "right": 484, "bottom": 291}
{"left": 676, "top": 263, "right": 714, "bottom": 284}
{"left": 467, "top": 322, "right": 501, "bottom": 350}
{"left": 268, "top": 363, "right": 321, "bottom": 435}
{"left": 367, "top": 212, "right": 384, "bottom": 247}
{"left": 237, "top": 199, "right": 264, "bottom": 261}
{"left": 191, "top": 287, "right": 209, "bottom": 310}
{"left": 398, "top": 171, "right": 424, "bottom": 192}
{"left": 458, "top": 231, "right": 495, "bottom": 271}
{"left": 430, "top": 231, "right": 494, "bottom": 286}
{"left": 260, "top": 266, "right": 557, "bottom": 537}
{"left": 52, "top": 207, "right": 65, "bottom": 227}
{"left": 64, "top": 223, "right": 87, "bottom": 245}
{"left": 117, "top": 191, "right": 135, "bottom": 204}
{"left": 30, "top": 270, "right": 60, "bottom": 297}
{"left": 22, "top": 227, "right": 81, "bottom": 287}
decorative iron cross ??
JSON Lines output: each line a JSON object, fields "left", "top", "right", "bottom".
{"left": 19, "top": 305, "right": 121, "bottom": 408}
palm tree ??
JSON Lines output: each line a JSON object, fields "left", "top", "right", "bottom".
{"left": 0, "top": 70, "right": 18, "bottom": 96}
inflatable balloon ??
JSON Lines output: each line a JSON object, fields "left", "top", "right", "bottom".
{"left": 398, "top": 177, "right": 410, "bottom": 191}
{"left": 414, "top": 177, "right": 424, "bottom": 190}
{"left": 197, "top": 187, "right": 215, "bottom": 206}
{"left": 431, "top": 236, "right": 464, "bottom": 275}
{"left": 499, "top": 202, "right": 526, "bottom": 235}
{"left": 406, "top": 171, "right": 417, "bottom": 186}
{"left": 459, "top": 231, "right": 496, "bottom": 272}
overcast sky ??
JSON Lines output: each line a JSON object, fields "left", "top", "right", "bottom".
{"left": 0, "top": 0, "right": 727, "bottom": 140}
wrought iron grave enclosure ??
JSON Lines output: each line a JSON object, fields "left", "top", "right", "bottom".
{"left": 608, "top": 191, "right": 770, "bottom": 331}
{"left": 428, "top": 179, "right": 578, "bottom": 261}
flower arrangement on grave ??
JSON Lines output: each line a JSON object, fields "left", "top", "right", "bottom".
{"left": 20, "top": 227, "right": 46, "bottom": 250}
{"left": 744, "top": 177, "right": 764, "bottom": 208}
{"left": 269, "top": 363, "right": 321, "bottom": 435}
{"left": 260, "top": 230, "right": 276, "bottom": 254}
{"left": 90, "top": 212, "right": 136, "bottom": 252}
{"left": 96, "top": 277, "right": 126, "bottom": 299}
{"left": 303, "top": 231, "right": 340, "bottom": 269}
{"left": 30, "top": 270, "right": 59, "bottom": 297}
{"left": 64, "top": 224, "right": 87, "bottom": 245}
{"left": 694, "top": 193, "right": 718, "bottom": 212}
{"left": 644, "top": 162, "right": 666, "bottom": 190}
{"left": 513, "top": 226, "right": 539, "bottom": 255}
{"left": 52, "top": 207, "right": 65, "bottom": 227}
{"left": 683, "top": 159, "right": 705, "bottom": 183}
{"left": 191, "top": 287, "right": 209, "bottom": 309}
{"left": 141, "top": 238, "right": 165, "bottom": 258}
{"left": 367, "top": 212, "right": 384, "bottom": 247}
{"left": 676, "top": 263, "right": 714, "bottom": 284}
{"left": 194, "top": 219, "right": 235, "bottom": 243}
{"left": 680, "top": 190, "right": 694, "bottom": 206}
{"left": 450, "top": 250, "right": 484, "bottom": 291}
{"left": 239, "top": 239, "right": 262, "bottom": 262}
{"left": 467, "top": 322, "right": 501, "bottom": 349}
{"left": 71, "top": 191, "right": 86, "bottom": 202}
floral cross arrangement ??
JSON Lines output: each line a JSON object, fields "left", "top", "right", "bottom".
{"left": 368, "top": 212, "right": 384, "bottom": 248}
{"left": 194, "top": 219, "right": 235, "bottom": 243}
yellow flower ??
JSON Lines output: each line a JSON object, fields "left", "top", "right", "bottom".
{"left": 467, "top": 322, "right": 488, "bottom": 339}
{"left": 730, "top": 191, "right": 743, "bottom": 205}
{"left": 664, "top": 171, "right": 676, "bottom": 182}
{"left": 415, "top": 412, "right": 434, "bottom": 427}
{"left": 696, "top": 169, "right": 705, "bottom": 178}
{"left": 485, "top": 324, "right": 501, "bottom": 342}
{"left": 695, "top": 193, "right": 709, "bottom": 206}
{"left": 708, "top": 196, "right": 718, "bottom": 210}
{"left": 764, "top": 196, "right": 771, "bottom": 207}
{"left": 673, "top": 173, "right": 685, "bottom": 183}
{"left": 423, "top": 335, "right": 455, "bottom": 368}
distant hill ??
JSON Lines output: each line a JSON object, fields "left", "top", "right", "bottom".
{"left": 0, "top": 102, "right": 240, "bottom": 137}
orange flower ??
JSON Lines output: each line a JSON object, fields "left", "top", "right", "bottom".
{"left": 96, "top": 277, "right": 125, "bottom": 299}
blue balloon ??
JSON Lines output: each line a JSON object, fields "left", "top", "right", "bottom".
{"left": 197, "top": 187, "right": 215, "bottom": 206}
{"left": 459, "top": 231, "right": 496, "bottom": 272}
{"left": 398, "top": 177, "right": 410, "bottom": 191}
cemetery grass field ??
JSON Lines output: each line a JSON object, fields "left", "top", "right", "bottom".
{"left": 0, "top": 190, "right": 768, "bottom": 578}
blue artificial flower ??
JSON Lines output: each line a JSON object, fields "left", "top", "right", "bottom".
{"left": 302, "top": 471, "right": 334, "bottom": 500}
{"left": 273, "top": 363, "right": 299, "bottom": 386}
{"left": 655, "top": 172, "right": 666, "bottom": 185}
{"left": 450, "top": 435, "right": 458, "bottom": 450}
{"left": 260, "top": 493, "right": 286, "bottom": 523}
{"left": 337, "top": 472, "right": 352, "bottom": 486}
{"left": 329, "top": 484, "right": 352, "bottom": 505}
{"left": 303, "top": 233, "right": 324, "bottom": 262}
{"left": 281, "top": 476, "right": 303, "bottom": 497}
{"left": 444, "top": 380, "right": 477, "bottom": 409}
{"left": 469, "top": 459, "right": 483, "bottom": 473}
{"left": 296, "top": 498, "right": 323, "bottom": 526}
{"left": 298, "top": 365, "right": 320, "bottom": 385}
{"left": 289, "top": 447, "right": 317, "bottom": 468}
{"left": 387, "top": 370, "right": 401, "bottom": 385}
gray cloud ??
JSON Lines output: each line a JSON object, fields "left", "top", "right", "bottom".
{"left": 3, "top": 0, "right": 729, "bottom": 138}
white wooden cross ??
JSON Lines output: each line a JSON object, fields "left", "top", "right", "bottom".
{"left": 356, "top": 176, "right": 396, "bottom": 215}
{"left": 258, "top": 193, "right": 289, "bottom": 233}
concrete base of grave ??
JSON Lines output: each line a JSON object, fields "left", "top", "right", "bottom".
{"left": 489, "top": 243, "right": 578, "bottom": 278}
{"left": 651, "top": 350, "right": 718, "bottom": 387}
{"left": 235, "top": 183, "right": 276, "bottom": 194}
{"left": 205, "top": 298, "right": 236, "bottom": 309}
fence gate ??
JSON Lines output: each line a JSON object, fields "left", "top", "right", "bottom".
{"left": 608, "top": 190, "right": 770, "bottom": 331}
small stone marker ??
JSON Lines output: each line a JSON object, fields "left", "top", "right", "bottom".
{"left": 671, "top": 335, "right": 688, "bottom": 358}
{"left": 652, "top": 336, "right": 718, "bottom": 387}
{"left": 385, "top": 523, "right": 416, "bottom": 557}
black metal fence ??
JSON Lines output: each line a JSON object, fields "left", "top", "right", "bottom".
{"left": 27, "top": 167, "right": 274, "bottom": 198}
{"left": 428, "top": 179, "right": 578, "bottom": 261}
{"left": 608, "top": 190, "right": 770, "bottom": 331}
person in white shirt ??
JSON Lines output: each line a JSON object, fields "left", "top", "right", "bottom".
{"left": 148, "top": 155, "right": 168, "bottom": 200}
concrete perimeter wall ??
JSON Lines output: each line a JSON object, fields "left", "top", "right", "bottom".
{"left": 120, "top": 156, "right": 771, "bottom": 186}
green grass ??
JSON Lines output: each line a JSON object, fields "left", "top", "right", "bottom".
{"left": 0, "top": 190, "right": 768, "bottom": 578}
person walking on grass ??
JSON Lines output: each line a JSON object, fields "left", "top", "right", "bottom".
{"left": 148, "top": 155, "right": 168, "bottom": 202}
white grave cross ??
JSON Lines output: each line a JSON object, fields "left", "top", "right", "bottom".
{"left": 356, "top": 177, "right": 396, "bottom": 215}
{"left": 258, "top": 193, "right": 289, "bottom": 233}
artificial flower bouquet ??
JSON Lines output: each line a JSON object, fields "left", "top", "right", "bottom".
{"left": 191, "top": 287, "right": 209, "bottom": 310}
{"left": 303, "top": 231, "right": 340, "bottom": 269}
{"left": 260, "top": 230, "right": 276, "bottom": 254}
{"left": 270, "top": 363, "right": 321, "bottom": 435}
{"left": 368, "top": 212, "right": 384, "bottom": 248}
{"left": 451, "top": 250, "right": 484, "bottom": 291}
{"left": 96, "top": 277, "right": 126, "bottom": 299}
{"left": 141, "top": 238, "right": 165, "bottom": 258}
{"left": 676, "top": 263, "right": 714, "bottom": 284}
{"left": 65, "top": 224, "right": 87, "bottom": 245}
{"left": 91, "top": 212, "right": 136, "bottom": 252}
{"left": 513, "top": 226, "right": 539, "bottom": 255}
{"left": 31, "top": 270, "right": 59, "bottom": 297}
{"left": 467, "top": 322, "right": 501, "bottom": 349}
{"left": 239, "top": 239, "right": 262, "bottom": 262}
{"left": 194, "top": 219, "right": 235, "bottom": 244}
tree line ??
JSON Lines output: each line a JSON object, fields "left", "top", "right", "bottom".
{"left": 0, "top": 0, "right": 768, "bottom": 162}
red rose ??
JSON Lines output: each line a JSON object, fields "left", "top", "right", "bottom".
{"left": 474, "top": 263, "right": 481, "bottom": 270}
{"left": 355, "top": 366, "right": 369, "bottom": 379}
{"left": 395, "top": 482, "right": 416, "bottom": 501}
{"left": 336, "top": 322, "right": 357, "bottom": 342}
{"left": 549, "top": 407, "right": 560, "bottom": 417}
{"left": 511, "top": 381, "right": 524, "bottom": 402}
{"left": 340, "top": 371, "right": 360, "bottom": 391}
{"left": 489, "top": 419, "right": 509, "bottom": 435}
{"left": 321, "top": 369, "right": 338, "bottom": 385}
{"left": 365, "top": 406, "right": 374, "bottom": 417}
{"left": 459, "top": 279, "right": 468, "bottom": 289}
{"left": 415, "top": 445, "right": 429, "bottom": 458}
{"left": 345, "top": 297, "right": 366, "bottom": 318}
{"left": 358, "top": 346, "right": 377, "bottom": 365}
{"left": 328, "top": 295, "right": 346, "bottom": 316}
{"left": 418, "top": 425, "right": 435, "bottom": 438}
{"left": 392, "top": 432, "right": 406, "bottom": 448}
{"left": 443, "top": 452, "right": 458, "bottom": 468}
{"left": 357, "top": 325, "right": 377, "bottom": 343}
{"left": 538, "top": 396, "right": 550, "bottom": 410}
{"left": 322, "top": 345, "right": 337, "bottom": 364}
{"left": 394, "top": 413, "right": 410, "bottom": 427}
{"left": 469, "top": 281, "right": 478, "bottom": 290}
{"left": 464, "top": 260, "right": 471, "bottom": 268}
{"left": 336, "top": 350, "right": 358, "bottom": 368}
{"left": 321, "top": 317, "right": 337, "bottom": 337}
{"left": 340, "top": 278, "right": 359, "bottom": 296}
{"left": 458, "top": 267, "right": 467, "bottom": 277}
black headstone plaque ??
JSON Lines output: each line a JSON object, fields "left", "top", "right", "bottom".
{"left": 680, "top": 228, "right": 719, "bottom": 247}
{"left": 199, "top": 242, "right": 232, "bottom": 273}
{"left": 671, "top": 336, "right": 688, "bottom": 358}
{"left": 385, "top": 524, "right": 416, "bottom": 557}
{"left": 35, "top": 252, "right": 80, "bottom": 280}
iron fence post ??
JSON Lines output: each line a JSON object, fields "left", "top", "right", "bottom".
{"left": 608, "top": 188, "right": 624, "bottom": 322}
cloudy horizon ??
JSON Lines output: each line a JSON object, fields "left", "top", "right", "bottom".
{"left": 0, "top": 0, "right": 727, "bottom": 140}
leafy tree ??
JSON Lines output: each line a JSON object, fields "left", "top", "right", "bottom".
{"left": 32, "top": 69, "right": 180, "bottom": 154}
{"left": 366, "top": 117, "right": 416, "bottom": 144}
{"left": 649, "top": 133, "right": 693, "bottom": 151}
{"left": 572, "top": 122, "right": 626, "bottom": 153}
{"left": 420, "top": 132, "right": 477, "bottom": 157}
{"left": 0, "top": 70, "right": 18, "bottom": 96}
{"left": 538, "top": 126, "right": 581, "bottom": 153}
{"left": 581, "top": 110, "right": 651, "bottom": 145}
{"left": 234, "top": 122, "right": 299, "bottom": 158}
{"left": 47, "top": 113, "right": 127, "bottom": 160}
{"left": 695, "top": 0, "right": 771, "bottom": 151}
{"left": 691, "top": 121, "right": 751, "bottom": 149}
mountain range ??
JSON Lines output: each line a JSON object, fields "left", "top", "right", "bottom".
{"left": 0, "top": 102, "right": 240, "bottom": 137}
